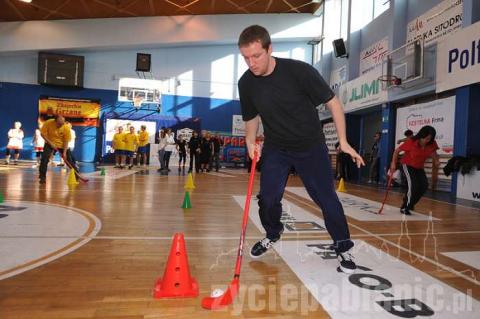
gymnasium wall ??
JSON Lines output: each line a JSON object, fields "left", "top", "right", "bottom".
{"left": 0, "top": 40, "right": 309, "bottom": 162}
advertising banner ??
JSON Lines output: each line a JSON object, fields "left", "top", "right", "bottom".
{"left": 323, "top": 122, "right": 338, "bottom": 154}
{"left": 406, "top": 0, "right": 463, "bottom": 48}
{"left": 339, "top": 66, "right": 388, "bottom": 113}
{"left": 360, "top": 37, "right": 389, "bottom": 75}
{"left": 38, "top": 96, "right": 100, "bottom": 126}
{"left": 395, "top": 96, "right": 455, "bottom": 155}
{"left": 330, "top": 65, "right": 347, "bottom": 92}
{"left": 436, "top": 21, "right": 480, "bottom": 93}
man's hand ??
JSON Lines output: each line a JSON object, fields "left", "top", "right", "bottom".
{"left": 247, "top": 142, "right": 262, "bottom": 160}
{"left": 339, "top": 141, "right": 365, "bottom": 168}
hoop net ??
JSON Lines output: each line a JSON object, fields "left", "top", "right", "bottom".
{"left": 378, "top": 75, "right": 402, "bottom": 90}
{"left": 133, "top": 96, "right": 144, "bottom": 108}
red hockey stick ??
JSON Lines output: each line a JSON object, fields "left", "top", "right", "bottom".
{"left": 201, "top": 151, "right": 258, "bottom": 310}
{"left": 377, "top": 171, "right": 393, "bottom": 214}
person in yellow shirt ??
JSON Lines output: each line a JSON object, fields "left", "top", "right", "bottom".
{"left": 123, "top": 125, "right": 138, "bottom": 169}
{"left": 136, "top": 125, "right": 149, "bottom": 167}
{"left": 39, "top": 115, "right": 73, "bottom": 184}
{"left": 112, "top": 126, "right": 126, "bottom": 168}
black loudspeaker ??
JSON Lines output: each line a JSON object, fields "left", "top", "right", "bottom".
{"left": 136, "top": 53, "right": 151, "bottom": 72}
{"left": 38, "top": 52, "right": 84, "bottom": 88}
{"left": 333, "top": 38, "right": 347, "bottom": 58}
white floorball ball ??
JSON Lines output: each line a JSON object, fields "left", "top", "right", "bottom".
{"left": 210, "top": 288, "right": 225, "bottom": 298}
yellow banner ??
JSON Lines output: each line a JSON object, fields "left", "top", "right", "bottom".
{"left": 38, "top": 96, "right": 100, "bottom": 127}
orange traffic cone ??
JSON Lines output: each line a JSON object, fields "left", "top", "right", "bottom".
{"left": 153, "top": 233, "right": 199, "bottom": 298}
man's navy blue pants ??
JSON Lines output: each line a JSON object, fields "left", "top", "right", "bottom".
{"left": 258, "top": 142, "right": 354, "bottom": 253}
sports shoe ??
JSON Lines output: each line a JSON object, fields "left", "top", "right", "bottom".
{"left": 337, "top": 249, "right": 356, "bottom": 274}
{"left": 400, "top": 208, "right": 412, "bottom": 215}
{"left": 250, "top": 237, "right": 279, "bottom": 259}
{"left": 39, "top": 178, "right": 46, "bottom": 184}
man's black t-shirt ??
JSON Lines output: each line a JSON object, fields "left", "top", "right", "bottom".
{"left": 238, "top": 57, "right": 334, "bottom": 151}
{"left": 212, "top": 138, "right": 222, "bottom": 153}
{"left": 188, "top": 136, "right": 200, "bottom": 153}
{"left": 177, "top": 140, "right": 187, "bottom": 154}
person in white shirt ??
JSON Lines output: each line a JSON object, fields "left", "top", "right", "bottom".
{"left": 5, "top": 121, "right": 24, "bottom": 165}
{"left": 32, "top": 125, "right": 45, "bottom": 168}
{"left": 163, "top": 128, "right": 176, "bottom": 172}
{"left": 157, "top": 128, "right": 167, "bottom": 172}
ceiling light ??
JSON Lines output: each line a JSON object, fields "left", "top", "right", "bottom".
{"left": 18, "top": 0, "right": 33, "bottom": 3}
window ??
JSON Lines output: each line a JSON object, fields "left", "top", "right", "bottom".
{"left": 351, "top": 0, "right": 390, "bottom": 32}
{"left": 351, "top": 0, "right": 374, "bottom": 32}
{"left": 374, "top": 0, "right": 390, "bottom": 18}
{"left": 340, "top": 0, "right": 349, "bottom": 40}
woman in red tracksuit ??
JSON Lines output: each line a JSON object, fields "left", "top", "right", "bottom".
{"left": 390, "top": 125, "right": 440, "bottom": 215}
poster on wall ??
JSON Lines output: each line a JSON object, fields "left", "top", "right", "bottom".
{"left": 360, "top": 37, "right": 389, "bottom": 75}
{"left": 38, "top": 96, "right": 100, "bottom": 126}
{"left": 395, "top": 96, "right": 455, "bottom": 155}
{"left": 104, "top": 119, "right": 157, "bottom": 155}
{"left": 232, "top": 115, "right": 264, "bottom": 137}
{"left": 406, "top": 0, "right": 463, "bottom": 49}
{"left": 323, "top": 122, "right": 338, "bottom": 154}
{"left": 436, "top": 21, "right": 480, "bottom": 93}
{"left": 219, "top": 133, "right": 246, "bottom": 167}
{"left": 457, "top": 170, "right": 480, "bottom": 203}
{"left": 232, "top": 115, "right": 245, "bottom": 136}
{"left": 329, "top": 65, "right": 347, "bottom": 92}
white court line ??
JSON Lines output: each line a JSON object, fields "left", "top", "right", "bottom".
{"left": 283, "top": 192, "right": 480, "bottom": 286}
{"left": 442, "top": 251, "right": 480, "bottom": 270}
{"left": 82, "top": 169, "right": 138, "bottom": 179}
{"left": 220, "top": 169, "right": 249, "bottom": 175}
{"left": 4, "top": 188, "right": 242, "bottom": 196}
{"left": 204, "top": 172, "right": 236, "bottom": 178}
{"left": 2, "top": 230, "right": 480, "bottom": 240}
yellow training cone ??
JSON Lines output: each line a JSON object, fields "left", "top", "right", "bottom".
{"left": 184, "top": 172, "right": 195, "bottom": 190}
{"left": 67, "top": 169, "right": 79, "bottom": 186}
{"left": 336, "top": 178, "right": 346, "bottom": 192}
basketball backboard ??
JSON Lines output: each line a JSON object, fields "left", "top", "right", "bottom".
{"left": 380, "top": 39, "right": 424, "bottom": 89}
{"left": 118, "top": 78, "right": 162, "bottom": 105}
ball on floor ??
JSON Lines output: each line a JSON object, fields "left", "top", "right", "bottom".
{"left": 210, "top": 288, "right": 224, "bottom": 298}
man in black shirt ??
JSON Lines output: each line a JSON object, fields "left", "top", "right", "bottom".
{"left": 209, "top": 134, "right": 223, "bottom": 172}
{"left": 368, "top": 132, "right": 381, "bottom": 184}
{"left": 188, "top": 131, "right": 201, "bottom": 173}
{"left": 176, "top": 135, "right": 188, "bottom": 172}
{"left": 238, "top": 25, "right": 364, "bottom": 274}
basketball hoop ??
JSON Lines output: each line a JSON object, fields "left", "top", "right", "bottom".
{"left": 133, "top": 96, "right": 143, "bottom": 108}
{"left": 378, "top": 75, "right": 402, "bottom": 90}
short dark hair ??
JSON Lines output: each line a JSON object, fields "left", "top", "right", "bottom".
{"left": 238, "top": 25, "right": 271, "bottom": 50}
{"left": 412, "top": 125, "right": 436, "bottom": 144}
{"left": 404, "top": 129, "right": 413, "bottom": 137}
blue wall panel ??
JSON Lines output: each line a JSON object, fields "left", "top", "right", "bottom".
{"left": 0, "top": 82, "right": 241, "bottom": 162}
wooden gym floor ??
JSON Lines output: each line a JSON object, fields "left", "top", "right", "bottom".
{"left": 0, "top": 163, "right": 479, "bottom": 318}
